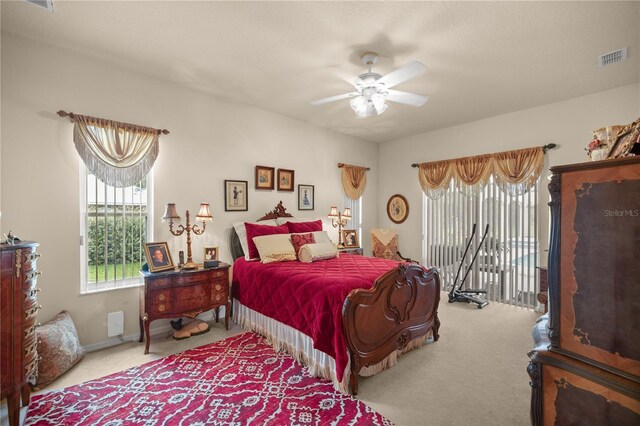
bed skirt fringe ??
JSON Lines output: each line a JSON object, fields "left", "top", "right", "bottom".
{"left": 233, "top": 300, "right": 429, "bottom": 394}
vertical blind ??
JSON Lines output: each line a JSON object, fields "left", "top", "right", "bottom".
{"left": 343, "top": 194, "right": 362, "bottom": 245}
{"left": 82, "top": 169, "right": 149, "bottom": 293}
{"left": 424, "top": 176, "right": 540, "bottom": 309}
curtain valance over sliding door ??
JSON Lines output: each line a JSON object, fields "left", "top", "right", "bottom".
{"left": 60, "top": 111, "right": 167, "bottom": 188}
{"left": 417, "top": 146, "right": 544, "bottom": 199}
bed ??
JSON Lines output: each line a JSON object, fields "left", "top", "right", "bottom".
{"left": 230, "top": 202, "right": 441, "bottom": 394}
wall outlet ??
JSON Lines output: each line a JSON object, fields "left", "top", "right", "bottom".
{"left": 107, "top": 311, "right": 124, "bottom": 337}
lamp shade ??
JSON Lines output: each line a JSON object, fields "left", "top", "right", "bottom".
{"left": 196, "top": 203, "right": 213, "bottom": 222}
{"left": 343, "top": 207, "right": 352, "bottom": 219}
{"left": 328, "top": 206, "right": 339, "bottom": 218}
{"left": 162, "top": 203, "right": 180, "bottom": 222}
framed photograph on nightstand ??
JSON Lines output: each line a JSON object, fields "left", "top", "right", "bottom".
{"left": 298, "top": 184, "right": 314, "bottom": 210}
{"left": 342, "top": 229, "right": 359, "bottom": 248}
{"left": 144, "top": 242, "right": 175, "bottom": 272}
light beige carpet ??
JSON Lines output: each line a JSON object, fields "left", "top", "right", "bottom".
{"left": 2, "top": 293, "right": 539, "bottom": 425}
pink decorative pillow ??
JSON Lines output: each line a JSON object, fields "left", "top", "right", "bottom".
{"left": 290, "top": 233, "right": 315, "bottom": 258}
{"left": 245, "top": 222, "right": 289, "bottom": 259}
{"left": 286, "top": 220, "right": 322, "bottom": 233}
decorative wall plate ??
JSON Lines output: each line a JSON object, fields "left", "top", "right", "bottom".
{"left": 387, "top": 194, "right": 409, "bottom": 224}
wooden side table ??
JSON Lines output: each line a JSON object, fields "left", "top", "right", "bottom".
{"left": 339, "top": 247, "right": 364, "bottom": 255}
{"left": 139, "top": 262, "right": 230, "bottom": 354}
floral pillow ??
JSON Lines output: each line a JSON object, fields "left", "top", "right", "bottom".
{"left": 34, "top": 311, "right": 85, "bottom": 390}
{"left": 290, "top": 233, "right": 315, "bottom": 258}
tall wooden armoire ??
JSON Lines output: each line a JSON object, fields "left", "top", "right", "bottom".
{"left": 528, "top": 157, "right": 640, "bottom": 425}
{"left": 1, "top": 242, "right": 41, "bottom": 426}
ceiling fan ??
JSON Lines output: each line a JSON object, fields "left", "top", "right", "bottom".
{"left": 311, "top": 52, "right": 428, "bottom": 118}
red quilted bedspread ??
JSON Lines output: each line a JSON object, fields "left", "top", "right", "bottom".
{"left": 232, "top": 254, "right": 401, "bottom": 381}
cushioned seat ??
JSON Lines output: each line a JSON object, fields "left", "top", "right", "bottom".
{"left": 370, "top": 229, "right": 401, "bottom": 260}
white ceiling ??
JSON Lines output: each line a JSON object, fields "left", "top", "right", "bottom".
{"left": 2, "top": 1, "right": 639, "bottom": 143}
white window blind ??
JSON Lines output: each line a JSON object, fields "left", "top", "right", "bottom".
{"left": 80, "top": 165, "right": 153, "bottom": 293}
{"left": 343, "top": 194, "right": 362, "bottom": 245}
{"left": 423, "top": 176, "right": 540, "bottom": 309}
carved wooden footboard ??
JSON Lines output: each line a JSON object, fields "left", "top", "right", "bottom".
{"left": 342, "top": 263, "right": 441, "bottom": 394}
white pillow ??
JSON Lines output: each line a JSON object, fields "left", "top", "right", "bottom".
{"left": 253, "top": 234, "right": 297, "bottom": 264}
{"left": 232, "top": 220, "right": 278, "bottom": 261}
{"left": 299, "top": 242, "right": 338, "bottom": 263}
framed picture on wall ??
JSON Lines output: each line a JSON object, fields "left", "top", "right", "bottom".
{"left": 224, "top": 180, "right": 248, "bottom": 211}
{"left": 387, "top": 194, "right": 409, "bottom": 224}
{"left": 277, "top": 168, "right": 295, "bottom": 191}
{"left": 144, "top": 242, "right": 175, "bottom": 272}
{"left": 298, "top": 184, "right": 314, "bottom": 210}
{"left": 255, "top": 165, "right": 275, "bottom": 190}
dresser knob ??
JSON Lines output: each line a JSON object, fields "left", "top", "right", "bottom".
{"left": 215, "top": 295, "right": 221, "bottom": 301}
{"left": 158, "top": 304, "right": 165, "bottom": 312}
{"left": 215, "top": 285, "right": 222, "bottom": 291}
{"left": 28, "top": 253, "right": 41, "bottom": 261}
{"left": 216, "top": 272, "right": 222, "bottom": 277}
{"left": 159, "top": 293, "right": 166, "bottom": 301}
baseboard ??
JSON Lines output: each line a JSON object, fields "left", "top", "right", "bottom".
{"left": 83, "top": 311, "right": 217, "bottom": 353}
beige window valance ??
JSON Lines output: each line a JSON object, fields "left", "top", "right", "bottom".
{"left": 57, "top": 110, "right": 168, "bottom": 188}
{"left": 417, "top": 146, "right": 544, "bottom": 199}
{"left": 338, "top": 163, "right": 370, "bottom": 200}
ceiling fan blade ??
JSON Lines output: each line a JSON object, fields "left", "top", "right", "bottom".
{"left": 311, "top": 92, "right": 358, "bottom": 106}
{"left": 385, "top": 89, "right": 429, "bottom": 107}
{"left": 377, "top": 60, "right": 426, "bottom": 89}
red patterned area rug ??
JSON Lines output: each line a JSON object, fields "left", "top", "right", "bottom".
{"left": 25, "top": 332, "right": 392, "bottom": 425}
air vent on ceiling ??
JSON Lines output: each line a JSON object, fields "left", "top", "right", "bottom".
{"left": 598, "top": 47, "right": 628, "bottom": 67}
{"left": 23, "top": 0, "right": 54, "bottom": 12}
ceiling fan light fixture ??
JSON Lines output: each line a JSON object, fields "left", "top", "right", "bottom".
{"left": 312, "top": 51, "right": 428, "bottom": 115}
{"left": 371, "top": 93, "right": 387, "bottom": 113}
{"left": 350, "top": 94, "right": 387, "bottom": 117}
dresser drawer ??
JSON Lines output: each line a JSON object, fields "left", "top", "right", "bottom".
{"left": 211, "top": 282, "right": 227, "bottom": 294}
{"left": 146, "top": 277, "right": 173, "bottom": 291}
{"left": 210, "top": 292, "right": 226, "bottom": 304}
{"left": 174, "top": 273, "right": 213, "bottom": 287}
{"left": 174, "top": 297, "right": 209, "bottom": 313}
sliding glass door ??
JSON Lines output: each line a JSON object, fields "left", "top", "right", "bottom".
{"left": 423, "top": 176, "right": 540, "bottom": 309}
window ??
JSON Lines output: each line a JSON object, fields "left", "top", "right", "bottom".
{"left": 423, "top": 176, "right": 540, "bottom": 309}
{"left": 343, "top": 194, "right": 362, "bottom": 245}
{"left": 80, "top": 165, "right": 153, "bottom": 293}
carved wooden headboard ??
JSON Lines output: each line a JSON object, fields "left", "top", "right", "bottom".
{"left": 229, "top": 201, "right": 294, "bottom": 260}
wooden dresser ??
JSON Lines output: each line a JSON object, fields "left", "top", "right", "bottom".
{"left": 139, "top": 263, "right": 230, "bottom": 354}
{"left": 1, "top": 242, "right": 41, "bottom": 426}
{"left": 528, "top": 157, "right": 640, "bottom": 424}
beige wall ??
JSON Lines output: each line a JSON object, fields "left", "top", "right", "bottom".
{"left": 378, "top": 83, "right": 640, "bottom": 263}
{"left": 0, "top": 35, "right": 378, "bottom": 347}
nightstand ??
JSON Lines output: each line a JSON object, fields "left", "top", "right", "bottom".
{"left": 339, "top": 247, "right": 363, "bottom": 255}
{"left": 139, "top": 262, "right": 230, "bottom": 354}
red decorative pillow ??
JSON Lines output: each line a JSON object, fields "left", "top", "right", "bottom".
{"left": 245, "top": 222, "right": 289, "bottom": 259}
{"left": 290, "top": 233, "right": 316, "bottom": 258}
{"left": 286, "top": 220, "right": 322, "bottom": 233}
